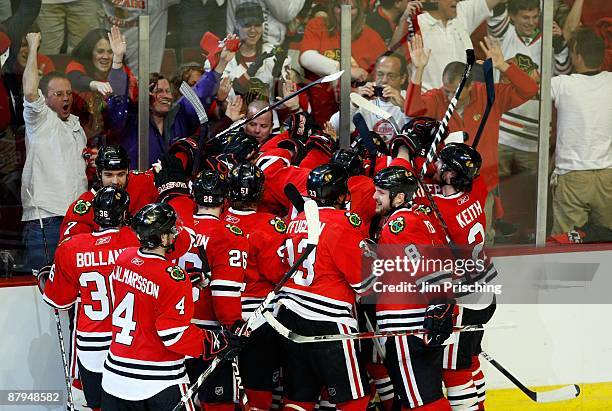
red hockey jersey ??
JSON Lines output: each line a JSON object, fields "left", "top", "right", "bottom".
{"left": 43, "top": 228, "right": 138, "bottom": 372}
{"left": 103, "top": 247, "right": 205, "bottom": 401}
{"left": 375, "top": 205, "right": 452, "bottom": 332}
{"left": 222, "top": 207, "right": 286, "bottom": 320}
{"left": 60, "top": 170, "right": 158, "bottom": 240}
{"left": 178, "top": 213, "right": 248, "bottom": 330}
{"left": 278, "top": 207, "right": 375, "bottom": 328}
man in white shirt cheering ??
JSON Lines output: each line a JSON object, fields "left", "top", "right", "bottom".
{"left": 551, "top": 28, "right": 612, "bottom": 236}
{"left": 20, "top": 32, "right": 87, "bottom": 273}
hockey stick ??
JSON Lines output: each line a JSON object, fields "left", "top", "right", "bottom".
{"left": 284, "top": 183, "right": 305, "bottom": 213}
{"left": 27, "top": 189, "right": 75, "bottom": 411}
{"left": 216, "top": 70, "right": 344, "bottom": 138}
{"left": 479, "top": 352, "right": 580, "bottom": 403}
{"left": 471, "top": 58, "right": 495, "bottom": 149}
{"left": 353, "top": 112, "right": 378, "bottom": 177}
{"left": 421, "top": 49, "right": 475, "bottom": 178}
{"left": 263, "top": 307, "right": 513, "bottom": 343}
{"left": 172, "top": 200, "right": 321, "bottom": 411}
{"left": 179, "top": 81, "right": 209, "bottom": 175}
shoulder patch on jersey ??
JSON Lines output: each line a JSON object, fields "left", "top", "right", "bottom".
{"left": 166, "top": 265, "right": 186, "bottom": 282}
{"left": 388, "top": 216, "right": 405, "bottom": 235}
{"left": 73, "top": 199, "right": 92, "bottom": 215}
{"left": 269, "top": 217, "right": 287, "bottom": 233}
{"left": 345, "top": 212, "right": 362, "bottom": 228}
{"left": 225, "top": 224, "right": 244, "bottom": 236}
{"left": 415, "top": 204, "right": 432, "bottom": 215}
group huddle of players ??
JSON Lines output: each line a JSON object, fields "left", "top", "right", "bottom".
{"left": 36, "top": 112, "right": 498, "bottom": 411}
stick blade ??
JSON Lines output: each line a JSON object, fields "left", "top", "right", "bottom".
{"left": 321, "top": 70, "right": 344, "bottom": 83}
{"left": 350, "top": 93, "right": 392, "bottom": 120}
{"left": 483, "top": 58, "right": 495, "bottom": 105}
{"left": 180, "top": 81, "right": 208, "bottom": 123}
{"left": 284, "top": 183, "right": 305, "bottom": 213}
{"left": 536, "top": 384, "right": 580, "bottom": 403}
{"left": 303, "top": 199, "right": 321, "bottom": 246}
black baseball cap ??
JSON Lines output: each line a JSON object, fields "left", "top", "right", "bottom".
{"left": 235, "top": 2, "right": 264, "bottom": 26}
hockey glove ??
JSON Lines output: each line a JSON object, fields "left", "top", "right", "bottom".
{"left": 204, "top": 153, "right": 238, "bottom": 176}
{"left": 33, "top": 264, "right": 53, "bottom": 295}
{"left": 202, "top": 329, "right": 244, "bottom": 361}
{"left": 271, "top": 46, "right": 288, "bottom": 79}
{"left": 306, "top": 133, "right": 338, "bottom": 158}
{"left": 168, "top": 137, "right": 199, "bottom": 173}
{"left": 284, "top": 111, "right": 318, "bottom": 143}
{"left": 187, "top": 267, "right": 211, "bottom": 289}
{"left": 389, "top": 131, "right": 421, "bottom": 158}
{"left": 155, "top": 154, "right": 190, "bottom": 201}
{"left": 423, "top": 303, "right": 455, "bottom": 346}
{"left": 278, "top": 138, "right": 306, "bottom": 165}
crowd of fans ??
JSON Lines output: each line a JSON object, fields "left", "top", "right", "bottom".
{"left": 0, "top": 0, "right": 611, "bottom": 276}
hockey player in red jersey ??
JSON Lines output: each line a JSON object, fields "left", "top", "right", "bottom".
{"left": 180, "top": 170, "right": 249, "bottom": 411}
{"left": 275, "top": 163, "right": 375, "bottom": 411}
{"left": 222, "top": 163, "right": 287, "bottom": 410}
{"left": 37, "top": 186, "right": 137, "bottom": 410}
{"left": 60, "top": 145, "right": 158, "bottom": 240}
{"left": 373, "top": 166, "right": 454, "bottom": 411}
{"left": 101, "top": 203, "right": 240, "bottom": 410}
{"left": 432, "top": 144, "right": 497, "bottom": 411}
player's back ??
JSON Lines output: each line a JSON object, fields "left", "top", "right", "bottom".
{"left": 179, "top": 214, "right": 247, "bottom": 329}
{"left": 44, "top": 227, "right": 137, "bottom": 372}
{"left": 279, "top": 207, "right": 372, "bottom": 328}
{"left": 105, "top": 247, "right": 192, "bottom": 399}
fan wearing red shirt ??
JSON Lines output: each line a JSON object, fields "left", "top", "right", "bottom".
{"left": 101, "top": 203, "right": 239, "bottom": 409}
{"left": 37, "top": 186, "right": 137, "bottom": 411}
{"left": 60, "top": 145, "right": 158, "bottom": 241}
{"left": 299, "top": 0, "right": 387, "bottom": 124}
{"left": 431, "top": 144, "right": 497, "bottom": 411}
{"left": 373, "top": 166, "right": 455, "bottom": 411}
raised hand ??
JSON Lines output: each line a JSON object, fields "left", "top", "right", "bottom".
{"left": 217, "top": 76, "right": 232, "bottom": 102}
{"left": 108, "top": 25, "right": 127, "bottom": 62}
{"left": 407, "top": 34, "right": 431, "bottom": 70}
{"left": 480, "top": 36, "right": 509, "bottom": 72}
{"left": 225, "top": 95, "right": 244, "bottom": 122}
{"left": 90, "top": 81, "right": 113, "bottom": 97}
{"left": 278, "top": 80, "right": 300, "bottom": 111}
{"left": 402, "top": 1, "right": 424, "bottom": 21}
{"left": 219, "top": 33, "right": 239, "bottom": 64}
{"left": 26, "top": 32, "right": 41, "bottom": 50}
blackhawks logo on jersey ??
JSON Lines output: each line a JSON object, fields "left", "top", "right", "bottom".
{"left": 270, "top": 217, "right": 287, "bottom": 233}
{"left": 345, "top": 212, "right": 362, "bottom": 228}
{"left": 388, "top": 216, "right": 405, "bottom": 235}
{"left": 73, "top": 199, "right": 92, "bottom": 215}
{"left": 167, "top": 265, "right": 186, "bottom": 282}
{"left": 225, "top": 224, "right": 244, "bottom": 236}
{"left": 415, "top": 205, "right": 432, "bottom": 215}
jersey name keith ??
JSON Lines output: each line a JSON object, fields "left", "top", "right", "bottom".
{"left": 75, "top": 248, "right": 126, "bottom": 268}
{"left": 456, "top": 201, "right": 483, "bottom": 229}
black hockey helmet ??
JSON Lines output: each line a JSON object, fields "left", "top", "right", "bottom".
{"left": 193, "top": 170, "right": 229, "bottom": 207}
{"left": 93, "top": 186, "right": 130, "bottom": 228}
{"left": 331, "top": 148, "right": 365, "bottom": 177}
{"left": 95, "top": 145, "right": 130, "bottom": 172}
{"left": 402, "top": 116, "right": 446, "bottom": 157}
{"left": 438, "top": 143, "right": 482, "bottom": 191}
{"left": 131, "top": 203, "right": 178, "bottom": 248}
{"left": 306, "top": 163, "right": 349, "bottom": 207}
{"left": 223, "top": 129, "right": 260, "bottom": 162}
{"left": 373, "top": 166, "right": 418, "bottom": 205}
{"left": 228, "top": 163, "right": 265, "bottom": 203}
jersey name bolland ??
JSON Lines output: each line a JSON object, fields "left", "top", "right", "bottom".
{"left": 456, "top": 201, "right": 483, "bottom": 229}
{"left": 111, "top": 265, "right": 160, "bottom": 298}
{"left": 75, "top": 248, "right": 126, "bottom": 268}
